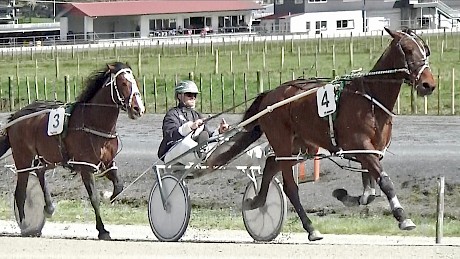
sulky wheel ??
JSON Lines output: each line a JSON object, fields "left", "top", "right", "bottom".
{"left": 148, "top": 175, "right": 191, "bottom": 242}
{"left": 242, "top": 176, "right": 287, "bottom": 242}
{"left": 14, "top": 173, "right": 46, "bottom": 237}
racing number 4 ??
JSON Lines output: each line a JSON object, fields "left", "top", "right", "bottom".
{"left": 316, "top": 84, "right": 337, "bottom": 118}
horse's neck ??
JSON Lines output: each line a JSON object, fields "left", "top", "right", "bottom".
{"left": 81, "top": 87, "right": 119, "bottom": 132}
{"left": 365, "top": 45, "right": 405, "bottom": 111}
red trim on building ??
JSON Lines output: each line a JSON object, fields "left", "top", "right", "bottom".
{"left": 64, "top": 1, "right": 262, "bottom": 17}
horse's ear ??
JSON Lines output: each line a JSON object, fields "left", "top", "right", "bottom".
{"left": 106, "top": 63, "right": 115, "bottom": 74}
{"left": 384, "top": 27, "right": 400, "bottom": 39}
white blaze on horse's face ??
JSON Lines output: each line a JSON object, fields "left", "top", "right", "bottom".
{"left": 123, "top": 71, "right": 145, "bottom": 117}
{"left": 397, "top": 31, "right": 436, "bottom": 96}
{"left": 109, "top": 68, "right": 145, "bottom": 119}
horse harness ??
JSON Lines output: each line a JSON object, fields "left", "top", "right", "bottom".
{"left": 286, "top": 32, "right": 430, "bottom": 164}
{"left": 12, "top": 68, "right": 137, "bottom": 175}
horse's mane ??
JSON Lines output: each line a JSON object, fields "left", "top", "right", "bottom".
{"left": 76, "top": 61, "right": 131, "bottom": 103}
{"left": 7, "top": 62, "right": 131, "bottom": 122}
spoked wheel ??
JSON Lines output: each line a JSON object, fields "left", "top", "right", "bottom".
{"left": 242, "top": 176, "right": 287, "bottom": 242}
{"left": 148, "top": 175, "right": 191, "bottom": 242}
{"left": 14, "top": 174, "right": 46, "bottom": 237}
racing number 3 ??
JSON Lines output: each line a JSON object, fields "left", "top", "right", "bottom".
{"left": 47, "top": 107, "right": 65, "bottom": 136}
{"left": 52, "top": 113, "right": 60, "bottom": 129}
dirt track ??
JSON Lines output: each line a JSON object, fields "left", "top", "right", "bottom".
{"left": 1, "top": 220, "right": 459, "bottom": 258}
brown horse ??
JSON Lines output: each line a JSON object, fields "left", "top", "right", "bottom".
{"left": 207, "top": 27, "right": 436, "bottom": 241}
{"left": 0, "top": 62, "right": 145, "bottom": 239}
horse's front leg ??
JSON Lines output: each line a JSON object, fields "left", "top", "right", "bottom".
{"left": 279, "top": 161, "right": 323, "bottom": 241}
{"left": 359, "top": 154, "right": 416, "bottom": 231}
{"left": 242, "top": 155, "right": 279, "bottom": 210}
{"left": 103, "top": 161, "right": 123, "bottom": 202}
{"left": 36, "top": 169, "right": 55, "bottom": 217}
{"left": 80, "top": 171, "right": 111, "bottom": 240}
{"left": 14, "top": 172, "right": 29, "bottom": 223}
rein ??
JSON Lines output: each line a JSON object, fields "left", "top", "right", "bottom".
{"left": 203, "top": 96, "right": 258, "bottom": 123}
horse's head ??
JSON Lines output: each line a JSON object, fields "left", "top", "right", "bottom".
{"left": 385, "top": 27, "right": 436, "bottom": 96}
{"left": 106, "top": 62, "right": 145, "bottom": 119}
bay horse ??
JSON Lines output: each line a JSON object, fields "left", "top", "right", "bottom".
{"left": 207, "top": 27, "right": 436, "bottom": 241}
{"left": 0, "top": 62, "right": 145, "bottom": 239}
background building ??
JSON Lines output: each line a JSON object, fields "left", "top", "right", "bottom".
{"left": 259, "top": 0, "right": 460, "bottom": 35}
{"left": 58, "top": 0, "right": 262, "bottom": 41}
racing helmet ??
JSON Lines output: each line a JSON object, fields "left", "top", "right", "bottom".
{"left": 175, "top": 80, "right": 200, "bottom": 94}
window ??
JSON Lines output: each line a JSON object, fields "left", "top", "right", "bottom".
{"left": 295, "top": 0, "right": 303, "bottom": 4}
{"left": 337, "top": 19, "right": 354, "bottom": 29}
{"left": 315, "top": 20, "right": 327, "bottom": 34}
{"left": 275, "top": 0, "right": 284, "bottom": 4}
{"left": 419, "top": 17, "right": 430, "bottom": 29}
{"left": 316, "top": 21, "right": 327, "bottom": 30}
{"left": 306, "top": 21, "right": 310, "bottom": 31}
{"left": 308, "top": 0, "right": 326, "bottom": 3}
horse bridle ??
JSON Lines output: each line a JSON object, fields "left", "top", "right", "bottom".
{"left": 397, "top": 31, "right": 431, "bottom": 84}
{"left": 105, "top": 68, "right": 142, "bottom": 110}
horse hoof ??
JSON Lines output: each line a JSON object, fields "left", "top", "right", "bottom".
{"left": 44, "top": 204, "right": 56, "bottom": 218}
{"left": 242, "top": 198, "right": 255, "bottom": 210}
{"left": 98, "top": 232, "right": 112, "bottom": 240}
{"left": 359, "top": 195, "right": 376, "bottom": 205}
{"left": 399, "top": 219, "right": 416, "bottom": 231}
{"left": 308, "top": 230, "right": 323, "bottom": 241}
{"left": 111, "top": 185, "right": 124, "bottom": 200}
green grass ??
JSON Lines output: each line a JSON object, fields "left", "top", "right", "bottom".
{"left": 1, "top": 198, "right": 459, "bottom": 237}
{"left": 0, "top": 32, "right": 459, "bottom": 114}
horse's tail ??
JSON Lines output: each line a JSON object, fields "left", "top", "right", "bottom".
{"left": 0, "top": 134, "right": 10, "bottom": 158}
{"left": 207, "top": 93, "right": 267, "bottom": 167}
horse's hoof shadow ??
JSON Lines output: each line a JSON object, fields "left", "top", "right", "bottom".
{"left": 332, "top": 188, "right": 360, "bottom": 207}
{"left": 20, "top": 231, "right": 42, "bottom": 238}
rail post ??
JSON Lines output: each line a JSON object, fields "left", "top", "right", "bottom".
{"left": 8, "top": 76, "right": 13, "bottom": 111}
{"left": 436, "top": 176, "right": 445, "bottom": 244}
{"left": 257, "top": 70, "right": 263, "bottom": 93}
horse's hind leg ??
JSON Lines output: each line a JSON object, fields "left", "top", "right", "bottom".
{"left": 280, "top": 162, "right": 323, "bottom": 241}
{"left": 80, "top": 171, "right": 111, "bottom": 240}
{"left": 359, "top": 172, "right": 377, "bottom": 205}
{"left": 360, "top": 155, "right": 416, "bottom": 231}
{"left": 243, "top": 156, "right": 279, "bottom": 210}
{"left": 36, "top": 169, "right": 55, "bottom": 217}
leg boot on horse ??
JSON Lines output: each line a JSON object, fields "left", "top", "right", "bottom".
{"left": 359, "top": 154, "right": 416, "bottom": 230}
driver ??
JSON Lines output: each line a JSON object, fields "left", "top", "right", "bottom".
{"left": 158, "top": 80, "right": 229, "bottom": 165}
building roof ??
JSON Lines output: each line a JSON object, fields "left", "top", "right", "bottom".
{"left": 62, "top": 0, "right": 262, "bottom": 17}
